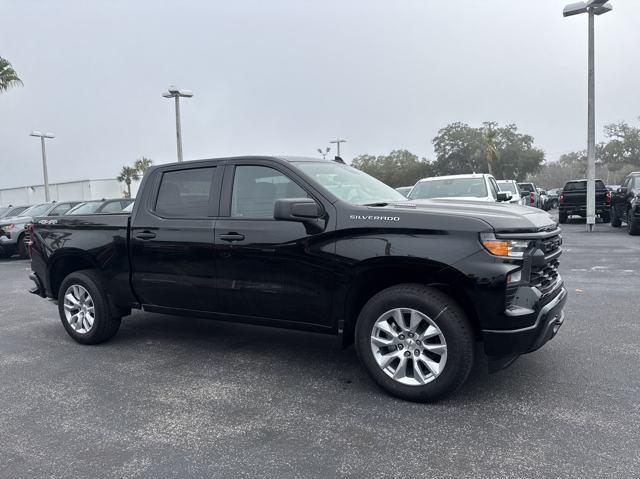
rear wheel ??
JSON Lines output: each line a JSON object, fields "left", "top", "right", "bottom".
{"left": 57, "top": 270, "right": 122, "bottom": 344}
{"left": 559, "top": 211, "right": 568, "bottom": 224}
{"left": 355, "top": 284, "right": 474, "bottom": 402}
{"left": 611, "top": 206, "right": 621, "bottom": 227}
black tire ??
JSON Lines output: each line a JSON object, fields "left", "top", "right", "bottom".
{"left": 551, "top": 199, "right": 558, "bottom": 209}
{"left": 17, "top": 234, "right": 29, "bottom": 259}
{"left": 611, "top": 207, "right": 621, "bottom": 227}
{"left": 601, "top": 211, "right": 610, "bottom": 224}
{"left": 57, "top": 270, "right": 122, "bottom": 344}
{"left": 355, "top": 284, "right": 474, "bottom": 402}
{"left": 559, "top": 211, "right": 568, "bottom": 224}
{"left": 0, "top": 247, "right": 12, "bottom": 259}
{"left": 628, "top": 210, "right": 640, "bottom": 236}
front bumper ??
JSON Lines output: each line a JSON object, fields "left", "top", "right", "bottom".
{"left": 482, "top": 286, "right": 567, "bottom": 358}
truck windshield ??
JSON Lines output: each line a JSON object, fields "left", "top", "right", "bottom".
{"left": 68, "top": 202, "right": 102, "bottom": 215}
{"left": 409, "top": 178, "right": 487, "bottom": 199}
{"left": 295, "top": 162, "right": 406, "bottom": 205}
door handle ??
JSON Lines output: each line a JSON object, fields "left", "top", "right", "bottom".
{"left": 135, "top": 231, "right": 156, "bottom": 240}
{"left": 219, "top": 233, "right": 245, "bottom": 242}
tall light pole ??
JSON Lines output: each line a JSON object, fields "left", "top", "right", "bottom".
{"left": 29, "top": 131, "right": 55, "bottom": 202}
{"left": 563, "top": 0, "right": 612, "bottom": 232}
{"left": 162, "top": 86, "right": 193, "bottom": 162}
{"left": 329, "top": 138, "right": 347, "bottom": 158}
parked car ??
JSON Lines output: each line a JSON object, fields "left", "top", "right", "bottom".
{"left": 546, "top": 189, "right": 561, "bottom": 209}
{"left": 0, "top": 205, "right": 30, "bottom": 219}
{"left": 395, "top": 186, "right": 413, "bottom": 197}
{"left": 610, "top": 172, "right": 640, "bottom": 234}
{"left": 558, "top": 179, "right": 610, "bottom": 224}
{"left": 496, "top": 180, "right": 526, "bottom": 205}
{"left": 67, "top": 198, "right": 134, "bottom": 215}
{"left": 408, "top": 174, "right": 512, "bottom": 203}
{"left": 537, "top": 188, "right": 550, "bottom": 211}
{"left": 29, "top": 156, "right": 566, "bottom": 402}
{"left": 517, "top": 182, "right": 542, "bottom": 208}
{"left": 0, "top": 201, "right": 80, "bottom": 258}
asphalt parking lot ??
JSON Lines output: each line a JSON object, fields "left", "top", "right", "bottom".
{"left": 1, "top": 219, "right": 639, "bottom": 478}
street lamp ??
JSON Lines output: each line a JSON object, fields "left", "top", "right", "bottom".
{"left": 29, "top": 131, "right": 55, "bottom": 202}
{"left": 563, "top": 0, "right": 613, "bottom": 232}
{"left": 329, "top": 138, "right": 347, "bottom": 158}
{"left": 162, "top": 85, "right": 193, "bottom": 163}
{"left": 317, "top": 147, "right": 330, "bottom": 159}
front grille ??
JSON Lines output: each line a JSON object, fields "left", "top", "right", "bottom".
{"left": 530, "top": 258, "right": 560, "bottom": 295}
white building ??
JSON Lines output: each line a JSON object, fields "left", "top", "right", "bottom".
{"left": 0, "top": 179, "right": 140, "bottom": 207}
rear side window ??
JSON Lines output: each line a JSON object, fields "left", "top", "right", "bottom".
{"left": 155, "top": 167, "right": 216, "bottom": 217}
{"left": 231, "top": 165, "right": 308, "bottom": 219}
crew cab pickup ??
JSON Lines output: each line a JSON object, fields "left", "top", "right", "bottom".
{"left": 29, "top": 156, "right": 567, "bottom": 402}
{"left": 558, "top": 179, "right": 610, "bottom": 224}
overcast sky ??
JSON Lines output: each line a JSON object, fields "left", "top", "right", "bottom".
{"left": 1, "top": 0, "right": 638, "bottom": 189}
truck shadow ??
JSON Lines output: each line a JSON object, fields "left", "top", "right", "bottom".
{"left": 107, "top": 311, "right": 549, "bottom": 404}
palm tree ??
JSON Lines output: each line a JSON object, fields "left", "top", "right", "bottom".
{"left": 134, "top": 157, "right": 153, "bottom": 174}
{"left": 0, "top": 57, "right": 24, "bottom": 93}
{"left": 117, "top": 166, "right": 140, "bottom": 198}
{"left": 483, "top": 124, "right": 499, "bottom": 176}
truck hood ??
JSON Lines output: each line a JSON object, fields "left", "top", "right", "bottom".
{"left": 389, "top": 198, "right": 557, "bottom": 232}
{"left": 0, "top": 216, "right": 32, "bottom": 226}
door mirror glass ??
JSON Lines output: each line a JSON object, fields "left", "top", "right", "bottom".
{"left": 497, "top": 191, "right": 512, "bottom": 202}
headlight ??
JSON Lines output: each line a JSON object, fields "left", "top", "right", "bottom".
{"left": 480, "top": 233, "right": 530, "bottom": 258}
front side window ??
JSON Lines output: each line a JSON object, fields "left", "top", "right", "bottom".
{"left": 231, "top": 165, "right": 308, "bottom": 219}
{"left": 410, "top": 177, "right": 488, "bottom": 200}
{"left": 155, "top": 167, "right": 216, "bottom": 218}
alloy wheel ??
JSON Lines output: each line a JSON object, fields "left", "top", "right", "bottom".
{"left": 370, "top": 308, "right": 447, "bottom": 386}
{"left": 63, "top": 284, "right": 95, "bottom": 334}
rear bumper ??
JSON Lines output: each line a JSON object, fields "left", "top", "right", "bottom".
{"left": 559, "top": 205, "right": 609, "bottom": 216}
{"left": 482, "top": 286, "right": 567, "bottom": 358}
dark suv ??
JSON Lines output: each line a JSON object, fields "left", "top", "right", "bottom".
{"left": 611, "top": 172, "right": 640, "bottom": 234}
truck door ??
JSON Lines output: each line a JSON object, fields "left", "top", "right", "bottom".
{"left": 130, "top": 164, "right": 222, "bottom": 312}
{"left": 214, "top": 161, "right": 337, "bottom": 329}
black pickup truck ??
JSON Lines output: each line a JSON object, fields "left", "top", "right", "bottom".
{"left": 29, "top": 156, "right": 567, "bottom": 402}
{"left": 558, "top": 179, "right": 610, "bottom": 224}
{"left": 610, "top": 171, "right": 640, "bottom": 234}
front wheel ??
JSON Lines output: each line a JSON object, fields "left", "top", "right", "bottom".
{"left": 355, "top": 284, "right": 474, "bottom": 402}
{"left": 601, "top": 211, "right": 611, "bottom": 224}
{"left": 17, "top": 234, "right": 29, "bottom": 259}
{"left": 57, "top": 270, "right": 122, "bottom": 344}
{"left": 628, "top": 209, "right": 640, "bottom": 235}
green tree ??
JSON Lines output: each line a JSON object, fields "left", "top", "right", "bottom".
{"left": 134, "top": 157, "right": 153, "bottom": 174}
{"left": 352, "top": 149, "right": 434, "bottom": 188}
{"left": 117, "top": 166, "right": 140, "bottom": 198}
{"left": 0, "top": 57, "right": 23, "bottom": 93}
{"left": 432, "top": 122, "right": 544, "bottom": 180}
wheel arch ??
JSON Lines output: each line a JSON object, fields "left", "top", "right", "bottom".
{"left": 341, "top": 258, "right": 480, "bottom": 346}
{"left": 48, "top": 249, "right": 100, "bottom": 299}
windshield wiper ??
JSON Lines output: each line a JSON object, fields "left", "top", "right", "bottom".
{"left": 361, "top": 202, "right": 390, "bottom": 207}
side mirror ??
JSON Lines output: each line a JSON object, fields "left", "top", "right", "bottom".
{"left": 619, "top": 187, "right": 628, "bottom": 195}
{"left": 274, "top": 198, "right": 324, "bottom": 233}
{"left": 497, "top": 191, "right": 512, "bottom": 202}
